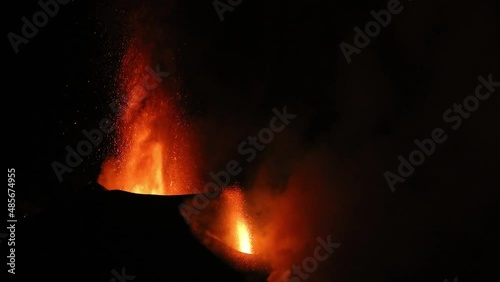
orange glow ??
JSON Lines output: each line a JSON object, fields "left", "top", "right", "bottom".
{"left": 185, "top": 187, "right": 265, "bottom": 271}
{"left": 98, "top": 39, "right": 196, "bottom": 195}
{"left": 236, "top": 218, "right": 252, "bottom": 254}
{"left": 221, "top": 188, "right": 254, "bottom": 254}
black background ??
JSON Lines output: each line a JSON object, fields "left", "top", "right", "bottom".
{"left": 4, "top": 0, "right": 499, "bottom": 281}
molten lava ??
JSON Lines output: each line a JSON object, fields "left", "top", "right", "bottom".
{"left": 98, "top": 39, "right": 197, "bottom": 195}
{"left": 236, "top": 219, "right": 252, "bottom": 254}
{"left": 184, "top": 186, "right": 266, "bottom": 271}
{"left": 221, "top": 188, "right": 254, "bottom": 254}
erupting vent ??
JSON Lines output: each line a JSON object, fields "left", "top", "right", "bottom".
{"left": 98, "top": 39, "right": 197, "bottom": 196}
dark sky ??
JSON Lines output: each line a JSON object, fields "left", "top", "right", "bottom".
{"left": 4, "top": 0, "right": 499, "bottom": 281}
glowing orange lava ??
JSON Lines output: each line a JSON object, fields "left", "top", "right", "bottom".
{"left": 98, "top": 39, "right": 196, "bottom": 195}
{"left": 222, "top": 188, "right": 253, "bottom": 254}
{"left": 236, "top": 219, "right": 252, "bottom": 254}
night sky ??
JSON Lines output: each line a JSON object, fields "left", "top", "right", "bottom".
{"left": 4, "top": 0, "right": 499, "bottom": 281}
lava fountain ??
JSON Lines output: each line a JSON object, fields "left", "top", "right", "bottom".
{"left": 97, "top": 29, "right": 265, "bottom": 274}
{"left": 224, "top": 188, "right": 253, "bottom": 254}
{"left": 98, "top": 39, "right": 197, "bottom": 196}
{"left": 237, "top": 220, "right": 252, "bottom": 254}
{"left": 183, "top": 186, "right": 267, "bottom": 272}
{"left": 96, "top": 36, "right": 259, "bottom": 259}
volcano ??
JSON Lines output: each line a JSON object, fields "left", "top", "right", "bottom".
{"left": 18, "top": 182, "right": 268, "bottom": 282}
